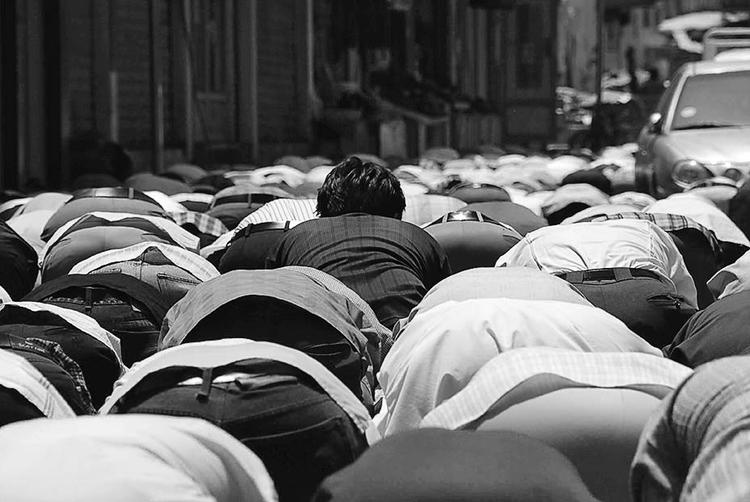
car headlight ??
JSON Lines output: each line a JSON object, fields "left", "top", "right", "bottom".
{"left": 672, "top": 159, "right": 711, "bottom": 188}
{"left": 723, "top": 168, "right": 744, "bottom": 182}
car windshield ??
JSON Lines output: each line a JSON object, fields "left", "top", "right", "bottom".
{"left": 670, "top": 70, "right": 750, "bottom": 130}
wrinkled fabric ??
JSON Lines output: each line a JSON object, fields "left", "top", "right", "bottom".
{"left": 422, "top": 348, "right": 691, "bottom": 430}
{"left": 42, "top": 190, "right": 165, "bottom": 241}
{"left": 667, "top": 291, "right": 750, "bottom": 367}
{"left": 497, "top": 220, "right": 698, "bottom": 309}
{"left": 631, "top": 356, "right": 750, "bottom": 502}
{"left": 273, "top": 214, "right": 451, "bottom": 329}
{"left": 378, "top": 298, "right": 661, "bottom": 436}
{"left": 69, "top": 242, "right": 218, "bottom": 282}
{"left": 393, "top": 267, "right": 591, "bottom": 336}
{"left": 0, "top": 415, "right": 278, "bottom": 502}
{"left": 647, "top": 193, "right": 750, "bottom": 247}
{"left": 102, "top": 339, "right": 378, "bottom": 443}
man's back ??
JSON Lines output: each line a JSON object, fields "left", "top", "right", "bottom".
{"left": 273, "top": 214, "right": 450, "bottom": 328}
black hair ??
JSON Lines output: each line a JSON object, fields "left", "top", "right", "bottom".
{"left": 316, "top": 156, "right": 406, "bottom": 219}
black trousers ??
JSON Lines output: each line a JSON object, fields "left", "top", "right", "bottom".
{"left": 114, "top": 359, "right": 368, "bottom": 502}
{"left": 558, "top": 268, "right": 696, "bottom": 348}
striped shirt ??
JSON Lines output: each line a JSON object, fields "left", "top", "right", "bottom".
{"left": 632, "top": 355, "right": 750, "bottom": 501}
{"left": 421, "top": 348, "right": 691, "bottom": 430}
{"left": 200, "top": 198, "right": 317, "bottom": 258}
{"left": 274, "top": 214, "right": 452, "bottom": 328}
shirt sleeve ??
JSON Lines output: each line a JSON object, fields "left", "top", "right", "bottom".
{"left": 494, "top": 238, "right": 536, "bottom": 269}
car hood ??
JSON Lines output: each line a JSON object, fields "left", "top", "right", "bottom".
{"left": 665, "top": 127, "right": 750, "bottom": 165}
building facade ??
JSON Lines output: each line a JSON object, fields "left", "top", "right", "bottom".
{"left": 2, "top": 0, "right": 558, "bottom": 190}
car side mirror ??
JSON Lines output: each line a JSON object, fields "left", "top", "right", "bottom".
{"left": 647, "top": 113, "right": 663, "bottom": 135}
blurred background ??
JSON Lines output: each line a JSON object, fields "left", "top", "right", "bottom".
{"left": 1, "top": 0, "right": 749, "bottom": 191}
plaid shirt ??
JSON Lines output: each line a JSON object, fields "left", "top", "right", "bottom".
{"left": 25, "top": 337, "right": 95, "bottom": 413}
{"left": 581, "top": 212, "right": 721, "bottom": 256}
{"left": 167, "top": 211, "right": 228, "bottom": 237}
{"left": 632, "top": 355, "right": 750, "bottom": 501}
{"left": 421, "top": 348, "right": 691, "bottom": 431}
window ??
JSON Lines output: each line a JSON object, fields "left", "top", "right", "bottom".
{"left": 670, "top": 71, "right": 750, "bottom": 130}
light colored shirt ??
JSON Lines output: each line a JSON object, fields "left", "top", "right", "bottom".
{"left": 0, "top": 415, "right": 278, "bottom": 502}
{"left": 170, "top": 192, "right": 214, "bottom": 206}
{"left": 199, "top": 198, "right": 317, "bottom": 258}
{"left": 561, "top": 204, "right": 641, "bottom": 224}
{"left": 102, "top": 339, "right": 379, "bottom": 444}
{"left": 17, "top": 192, "right": 71, "bottom": 215}
{"left": 0, "top": 348, "right": 77, "bottom": 419}
{"left": 144, "top": 190, "right": 189, "bottom": 213}
{"left": 7, "top": 209, "right": 55, "bottom": 255}
{"left": 421, "top": 348, "right": 692, "bottom": 430}
{"left": 647, "top": 193, "right": 750, "bottom": 246}
{"left": 69, "top": 242, "right": 219, "bottom": 283}
{"left": 541, "top": 183, "right": 610, "bottom": 216}
{"left": 392, "top": 267, "right": 592, "bottom": 337}
{"left": 402, "top": 194, "right": 466, "bottom": 226}
{"left": 378, "top": 298, "right": 662, "bottom": 436}
{"left": 708, "top": 249, "right": 750, "bottom": 300}
{"left": 496, "top": 219, "right": 698, "bottom": 309}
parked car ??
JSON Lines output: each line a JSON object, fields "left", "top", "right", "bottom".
{"left": 635, "top": 59, "right": 750, "bottom": 198}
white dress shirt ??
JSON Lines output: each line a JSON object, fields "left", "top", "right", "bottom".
{"left": 647, "top": 193, "right": 750, "bottom": 246}
{"left": 200, "top": 198, "right": 316, "bottom": 258}
{"left": 69, "top": 242, "right": 219, "bottom": 283}
{"left": 0, "top": 348, "right": 77, "bottom": 419}
{"left": 392, "top": 267, "right": 592, "bottom": 337}
{"left": 421, "top": 348, "right": 692, "bottom": 430}
{"left": 496, "top": 219, "right": 698, "bottom": 309}
{"left": 377, "top": 298, "right": 661, "bottom": 436}
{"left": 708, "top": 249, "right": 750, "bottom": 300}
{"left": 0, "top": 415, "right": 277, "bottom": 502}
